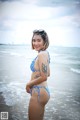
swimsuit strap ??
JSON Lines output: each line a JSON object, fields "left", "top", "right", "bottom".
{"left": 30, "top": 51, "right": 50, "bottom": 72}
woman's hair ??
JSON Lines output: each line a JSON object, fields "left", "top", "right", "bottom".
{"left": 31, "top": 29, "right": 49, "bottom": 50}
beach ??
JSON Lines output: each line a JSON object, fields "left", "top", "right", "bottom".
{"left": 0, "top": 45, "right": 80, "bottom": 120}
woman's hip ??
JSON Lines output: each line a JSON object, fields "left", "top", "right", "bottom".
{"left": 30, "top": 85, "right": 50, "bottom": 106}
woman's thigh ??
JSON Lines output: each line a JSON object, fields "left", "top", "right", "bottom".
{"left": 39, "top": 87, "right": 50, "bottom": 106}
{"left": 28, "top": 94, "right": 44, "bottom": 120}
{"left": 28, "top": 88, "right": 50, "bottom": 120}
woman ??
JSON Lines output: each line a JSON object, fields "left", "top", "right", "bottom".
{"left": 26, "top": 29, "right": 50, "bottom": 120}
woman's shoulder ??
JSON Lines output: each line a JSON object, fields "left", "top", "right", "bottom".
{"left": 38, "top": 50, "right": 50, "bottom": 63}
{"left": 38, "top": 50, "right": 49, "bottom": 61}
{"left": 38, "top": 50, "right": 48, "bottom": 56}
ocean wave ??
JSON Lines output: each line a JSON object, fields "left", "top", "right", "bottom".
{"left": 0, "top": 50, "right": 35, "bottom": 59}
{"left": 0, "top": 51, "right": 22, "bottom": 57}
{"left": 0, "top": 82, "right": 28, "bottom": 106}
{"left": 10, "top": 52, "right": 22, "bottom": 57}
{"left": 70, "top": 68, "right": 80, "bottom": 74}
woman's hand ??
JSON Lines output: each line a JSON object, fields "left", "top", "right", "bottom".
{"left": 26, "top": 82, "right": 31, "bottom": 93}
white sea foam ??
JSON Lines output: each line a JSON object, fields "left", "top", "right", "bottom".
{"left": 70, "top": 68, "right": 80, "bottom": 74}
{"left": 0, "top": 50, "right": 22, "bottom": 57}
{"left": 0, "top": 50, "right": 36, "bottom": 59}
{"left": 0, "top": 81, "right": 28, "bottom": 106}
{"left": 9, "top": 52, "right": 22, "bottom": 57}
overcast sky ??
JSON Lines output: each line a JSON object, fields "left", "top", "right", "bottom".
{"left": 0, "top": 0, "right": 80, "bottom": 47}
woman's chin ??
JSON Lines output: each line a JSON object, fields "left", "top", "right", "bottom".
{"left": 35, "top": 48, "right": 41, "bottom": 51}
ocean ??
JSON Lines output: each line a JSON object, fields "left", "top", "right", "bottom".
{"left": 0, "top": 44, "right": 80, "bottom": 120}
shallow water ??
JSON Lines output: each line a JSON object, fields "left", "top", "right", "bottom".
{"left": 0, "top": 45, "right": 80, "bottom": 120}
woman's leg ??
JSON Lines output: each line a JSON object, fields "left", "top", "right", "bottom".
{"left": 28, "top": 87, "right": 50, "bottom": 120}
{"left": 28, "top": 94, "right": 45, "bottom": 120}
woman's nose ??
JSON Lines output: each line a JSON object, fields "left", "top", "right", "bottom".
{"left": 34, "top": 41, "right": 38, "bottom": 45}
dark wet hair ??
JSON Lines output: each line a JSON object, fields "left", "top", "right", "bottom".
{"left": 31, "top": 29, "right": 49, "bottom": 50}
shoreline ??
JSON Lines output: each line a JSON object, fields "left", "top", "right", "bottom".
{"left": 0, "top": 45, "right": 80, "bottom": 120}
{"left": 0, "top": 92, "right": 13, "bottom": 120}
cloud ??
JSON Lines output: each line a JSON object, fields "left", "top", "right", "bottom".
{"left": 0, "top": 1, "right": 53, "bottom": 20}
{"left": 0, "top": 19, "right": 15, "bottom": 31}
{"left": 34, "top": 0, "right": 80, "bottom": 7}
{"left": 0, "top": 0, "right": 80, "bottom": 46}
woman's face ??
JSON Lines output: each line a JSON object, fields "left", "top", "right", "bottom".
{"left": 32, "top": 34, "right": 44, "bottom": 51}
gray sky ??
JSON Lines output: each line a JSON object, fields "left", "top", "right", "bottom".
{"left": 0, "top": 0, "right": 80, "bottom": 47}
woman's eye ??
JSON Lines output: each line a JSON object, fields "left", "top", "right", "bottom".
{"left": 32, "top": 39, "right": 41, "bottom": 42}
{"left": 37, "top": 39, "right": 41, "bottom": 42}
{"left": 32, "top": 39, "right": 36, "bottom": 42}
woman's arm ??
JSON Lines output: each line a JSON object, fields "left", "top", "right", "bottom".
{"left": 26, "top": 52, "right": 49, "bottom": 89}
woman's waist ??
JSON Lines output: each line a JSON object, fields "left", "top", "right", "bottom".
{"left": 37, "top": 81, "right": 48, "bottom": 87}
{"left": 30, "top": 79, "right": 48, "bottom": 87}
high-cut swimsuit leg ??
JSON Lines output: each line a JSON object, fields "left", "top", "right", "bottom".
{"left": 30, "top": 85, "right": 50, "bottom": 103}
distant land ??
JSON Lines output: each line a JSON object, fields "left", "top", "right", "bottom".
{"left": 0, "top": 43, "right": 80, "bottom": 48}
{"left": 0, "top": 43, "right": 29, "bottom": 46}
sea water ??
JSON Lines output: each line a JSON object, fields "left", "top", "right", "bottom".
{"left": 0, "top": 44, "right": 80, "bottom": 120}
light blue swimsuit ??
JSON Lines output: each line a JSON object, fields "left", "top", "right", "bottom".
{"left": 30, "top": 51, "right": 50, "bottom": 101}
{"left": 30, "top": 56, "right": 39, "bottom": 72}
{"left": 30, "top": 85, "right": 50, "bottom": 102}
{"left": 30, "top": 51, "right": 50, "bottom": 72}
